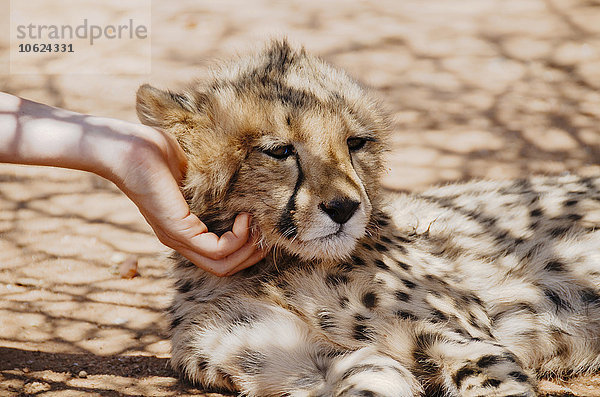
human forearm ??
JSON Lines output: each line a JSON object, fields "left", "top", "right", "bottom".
{"left": 0, "top": 91, "right": 141, "bottom": 182}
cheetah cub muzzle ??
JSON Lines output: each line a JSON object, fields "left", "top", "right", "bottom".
{"left": 137, "top": 40, "right": 600, "bottom": 396}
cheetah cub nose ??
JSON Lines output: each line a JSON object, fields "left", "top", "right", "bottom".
{"left": 319, "top": 198, "right": 360, "bottom": 224}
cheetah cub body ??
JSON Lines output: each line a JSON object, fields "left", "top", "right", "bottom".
{"left": 137, "top": 41, "right": 600, "bottom": 396}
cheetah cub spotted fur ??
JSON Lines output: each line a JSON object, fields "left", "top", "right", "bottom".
{"left": 137, "top": 41, "right": 600, "bottom": 396}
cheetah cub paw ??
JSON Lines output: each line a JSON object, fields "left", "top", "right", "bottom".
{"left": 322, "top": 347, "right": 422, "bottom": 397}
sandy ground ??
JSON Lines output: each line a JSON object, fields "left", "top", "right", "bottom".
{"left": 1, "top": 0, "right": 600, "bottom": 395}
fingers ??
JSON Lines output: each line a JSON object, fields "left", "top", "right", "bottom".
{"left": 214, "top": 213, "right": 253, "bottom": 256}
{"left": 182, "top": 213, "right": 252, "bottom": 260}
{"left": 152, "top": 210, "right": 265, "bottom": 276}
{"left": 137, "top": 175, "right": 256, "bottom": 261}
{"left": 224, "top": 245, "right": 268, "bottom": 276}
{"left": 177, "top": 233, "right": 267, "bottom": 277}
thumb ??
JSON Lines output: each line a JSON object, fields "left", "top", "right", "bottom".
{"left": 156, "top": 128, "right": 188, "bottom": 183}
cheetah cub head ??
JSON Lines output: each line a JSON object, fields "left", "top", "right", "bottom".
{"left": 136, "top": 40, "right": 389, "bottom": 262}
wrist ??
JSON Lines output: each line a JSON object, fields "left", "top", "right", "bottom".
{"left": 93, "top": 120, "right": 170, "bottom": 200}
{"left": 85, "top": 118, "right": 156, "bottom": 188}
{"left": 0, "top": 94, "right": 138, "bottom": 179}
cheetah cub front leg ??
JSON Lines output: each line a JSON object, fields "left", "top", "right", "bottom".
{"left": 410, "top": 335, "right": 537, "bottom": 396}
{"left": 172, "top": 302, "right": 422, "bottom": 396}
{"left": 172, "top": 304, "right": 333, "bottom": 396}
{"left": 323, "top": 346, "right": 422, "bottom": 397}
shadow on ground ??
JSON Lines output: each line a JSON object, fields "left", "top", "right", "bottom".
{"left": 0, "top": 0, "right": 599, "bottom": 395}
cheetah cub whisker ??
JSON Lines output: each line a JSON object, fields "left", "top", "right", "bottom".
{"left": 137, "top": 40, "right": 600, "bottom": 396}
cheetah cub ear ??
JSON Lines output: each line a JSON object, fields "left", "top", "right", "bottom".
{"left": 136, "top": 84, "right": 196, "bottom": 127}
{"left": 136, "top": 83, "right": 242, "bottom": 204}
{"left": 136, "top": 84, "right": 211, "bottom": 153}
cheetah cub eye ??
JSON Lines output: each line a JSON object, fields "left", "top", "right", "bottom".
{"left": 347, "top": 137, "right": 372, "bottom": 152}
{"left": 262, "top": 144, "right": 296, "bottom": 160}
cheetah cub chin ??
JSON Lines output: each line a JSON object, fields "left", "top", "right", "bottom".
{"left": 137, "top": 40, "right": 600, "bottom": 397}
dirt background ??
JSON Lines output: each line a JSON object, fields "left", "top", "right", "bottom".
{"left": 1, "top": 0, "right": 600, "bottom": 395}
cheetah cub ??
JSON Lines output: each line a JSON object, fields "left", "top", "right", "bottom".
{"left": 137, "top": 41, "right": 600, "bottom": 396}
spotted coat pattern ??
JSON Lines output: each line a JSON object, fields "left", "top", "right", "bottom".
{"left": 137, "top": 41, "right": 600, "bottom": 397}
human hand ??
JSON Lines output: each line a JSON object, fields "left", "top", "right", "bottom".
{"left": 0, "top": 93, "right": 264, "bottom": 276}
{"left": 104, "top": 122, "right": 267, "bottom": 276}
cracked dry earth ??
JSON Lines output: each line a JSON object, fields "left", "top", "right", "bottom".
{"left": 1, "top": 0, "right": 600, "bottom": 395}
